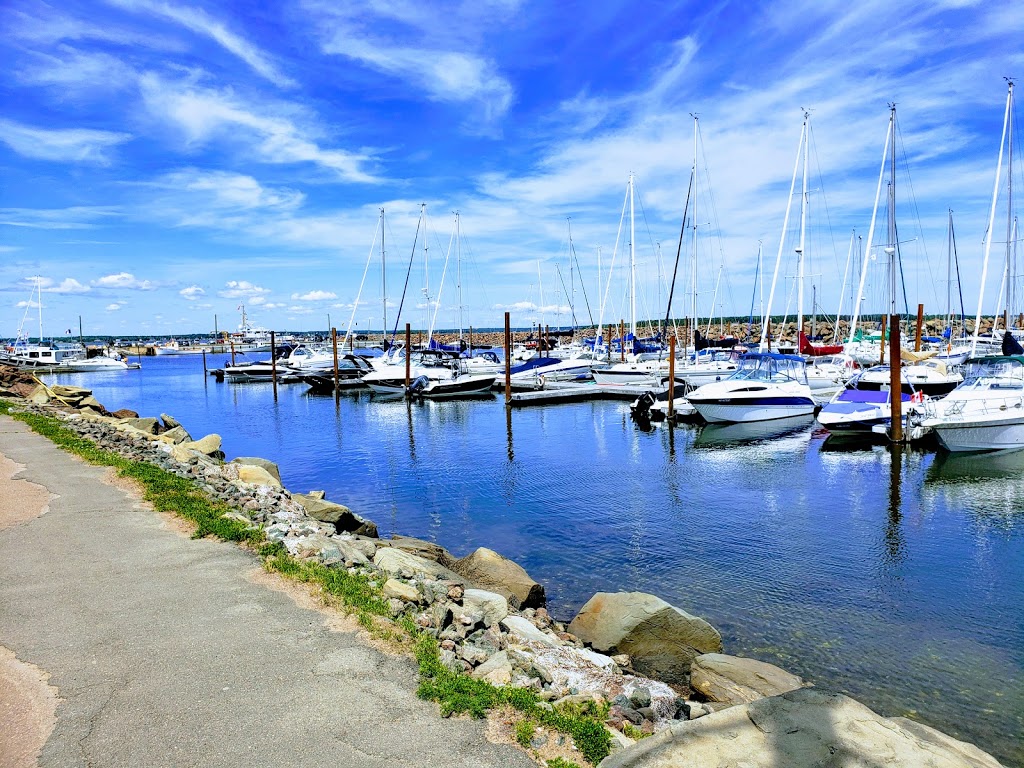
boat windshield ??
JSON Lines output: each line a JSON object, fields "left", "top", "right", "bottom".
{"left": 961, "top": 358, "right": 1024, "bottom": 389}
{"left": 730, "top": 355, "right": 806, "bottom": 383}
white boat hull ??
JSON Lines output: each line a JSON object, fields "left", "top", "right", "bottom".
{"left": 691, "top": 400, "right": 816, "bottom": 423}
{"left": 931, "top": 416, "right": 1024, "bottom": 452}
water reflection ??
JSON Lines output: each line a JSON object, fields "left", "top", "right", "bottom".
{"left": 885, "top": 445, "right": 905, "bottom": 566}
{"left": 691, "top": 415, "right": 814, "bottom": 450}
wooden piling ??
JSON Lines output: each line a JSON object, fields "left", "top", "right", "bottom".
{"left": 878, "top": 315, "right": 888, "bottom": 365}
{"left": 202, "top": 349, "right": 207, "bottom": 374}
{"left": 331, "top": 327, "right": 340, "bottom": 400}
{"left": 230, "top": 340, "right": 236, "bottom": 366}
{"left": 504, "top": 312, "right": 512, "bottom": 406}
{"left": 405, "top": 323, "right": 412, "bottom": 387}
{"left": 667, "top": 335, "right": 676, "bottom": 420}
{"left": 270, "top": 330, "right": 278, "bottom": 400}
{"left": 889, "top": 315, "right": 903, "bottom": 442}
{"left": 914, "top": 304, "right": 924, "bottom": 351}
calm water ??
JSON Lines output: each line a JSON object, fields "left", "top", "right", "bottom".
{"left": 45, "top": 356, "right": 1024, "bottom": 765}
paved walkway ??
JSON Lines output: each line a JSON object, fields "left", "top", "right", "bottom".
{"left": 0, "top": 416, "right": 533, "bottom": 768}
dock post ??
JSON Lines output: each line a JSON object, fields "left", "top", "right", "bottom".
{"left": 889, "top": 315, "right": 903, "bottom": 442}
{"left": 230, "top": 340, "right": 236, "bottom": 367}
{"left": 405, "top": 323, "right": 412, "bottom": 388}
{"left": 331, "top": 327, "right": 340, "bottom": 400}
{"left": 545, "top": 324, "right": 550, "bottom": 353}
{"left": 202, "top": 349, "right": 207, "bottom": 374}
{"left": 878, "top": 315, "right": 887, "bottom": 365}
{"left": 270, "top": 331, "right": 278, "bottom": 400}
{"left": 914, "top": 304, "right": 924, "bottom": 351}
{"left": 504, "top": 312, "right": 511, "bottom": 406}
{"left": 668, "top": 335, "right": 676, "bottom": 420}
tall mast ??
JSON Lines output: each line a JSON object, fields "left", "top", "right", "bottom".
{"left": 691, "top": 114, "right": 699, "bottom": 347}
{"left": 973, "top": 81, "right": 1014, "bottom": 356}
{"left": 629, "top": 172, "right": 636, "bottom": 339}
{"left": 456, "top": 211, "right": 463, "bottom": 341}
{"left": 760, "top": 113, "right": 806, "bottom": 350}
{"left": 796, "top": 110, "right": 810, "bottom": 346}
{"left": 381, "top": 208, "right": 387, "bottom": 334}
{"left": 1007, "top": 81, "right": 1015, "bottom": 323}
{"left": 848, "top": 110, "right": 894, "bottom": 345}
{"left": 887, "top": 103, "right": 898, "bottom": 318}
{"left": 946, "top": 209, "right": 953, "bottom": 333}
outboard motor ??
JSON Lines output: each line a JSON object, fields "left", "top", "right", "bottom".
{"left": 406, "top": 375, "right": 430, "bottom": 398}
{"left": 631, "top": 391, "right": 657, "bottom": 418}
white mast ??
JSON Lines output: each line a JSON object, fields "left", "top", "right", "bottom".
{"left": 343, "top": 211, "right": 383, "bottom": 348}
{"left": 848, "top": 111, "right": 894, "bottom": 345}
{"left": 973, "top": 80, "right": 1014, "bottom": 356}
{"left": 629, "top": 172, "right": 637, "bottom": 339}
{"left": 37, "top": 276, "right": 43, "bottom": 343}
{"left": 381, "top": 207, "right": 387, "bottom": 334}
{"left": 691, "top": 114, "right": 699, "bottom": 348}
{"left": 796, "top": 110, "right": 810, "bottom": 347}
{"left": 456, "top": 212, "right": 463, "bottom": 341}
{"left": 759, "top": 115, "right": 806, "bottom": 350}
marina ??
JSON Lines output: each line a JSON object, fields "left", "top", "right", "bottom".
{"left": 36, "top": 353, "right": 1024, "bottom": 767}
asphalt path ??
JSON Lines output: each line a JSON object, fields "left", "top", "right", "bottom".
{"left": 0, "top": 416, "right": 533, "bottom": 768}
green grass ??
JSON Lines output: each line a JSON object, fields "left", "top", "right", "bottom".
{"left": 515, "top": 718, "right": 537, "bottom": 748}
{"left": 621, "top": 722, "right": 651, "bottom": 740}
{"left": 2, "top": 400, "right": 614, "bottom": 764}
{"left": 547, "top": 759, "right": 583, "bottom": 768}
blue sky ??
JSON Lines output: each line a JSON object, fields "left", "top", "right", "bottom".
{"left": 1, "top": 0, "right": 1022, "bottom": 338}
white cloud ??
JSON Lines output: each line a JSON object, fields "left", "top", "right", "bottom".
{"left": 105, "top": 303, "right": 121, "bottom": 311}
{"left": 291, "top": 290, "right": 337, "bottom": 301}
{"left": 16, "top": 300, "right": 43, "bottom": 309}
{"left": 139, "top": 75, "right": 379, "bottom": 182}
{"left": 179, "top": 285, "right": 205, "bottom": 300}
{"left": 93, "top": 272, "right": 154, "bottom": 290}
{"left": 262, "top": 302, "right": 287, "bottom": 310}
{"left": 0, "top": 206, "right": 120, "bottom": 229}
{"left": 47, "top": 278, "right": 91, "bottom": 294}
{"left": 218, "top": 280, "right": 270, "bottom": 298}
{"left": 0, "top": 119, "right": 131, "bottom": 165}
{"left": 107, "top": 0, "right": 296, "bottom": 88}
{"left": 0, "top": 246, "right": 20, "bottom": 253}
{"left": 153, "top": 169, "right": 304, "bottom": 212}
{"left": 287, "top": 305, "right": 314, "bottom": 314}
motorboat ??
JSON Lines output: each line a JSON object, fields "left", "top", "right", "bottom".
{"left": 1, "top": 340, "right": 140, "bottom": 372}
{"left": 687, "top": 352, "right": 816, "bottom": 423}
{"left": 300, "top": 355, "right": 376, "bottom": 393}
{"left": 363, "top": 350, "right": 492, "bottom": 395}
{"left": 915, "top": 355, "right": 1024, "bottom": 451}
{"left": 406, "top": 362, "right": 496, "bottom": 398}
{"left": 816, "top": 367, "right": 914, "bottom": 435}
{"left": 219, "top": 345, "right": 297, "bottom": 382}
{"left": 853, "top": 358, "right": 962, "bottom": 397}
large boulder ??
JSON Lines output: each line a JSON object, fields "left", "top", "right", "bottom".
{"left": 189, "top": 434, "right": 222, "bottom": 455}
{"left": 690, "top": 653, "right": 806, "bottom": 707}
{"left": 386, "top": 534, "right": 458, "bottom": 568}
{"left": 122, "top": 417, "right": 159, "bottom": 434}
{"left": 568, "top": 592, "right": 721, "bottom": 685}
{"left": 292, "top": 493, "right": 378, "bottom": 537}
{"left": 459, "top": 589, "right": 509, "bottom": 628}
{"left": 598, "top": 688, "right": 1005, "bottom": 768}
{"left": 161, "top": 425, "right": 192, "bottom": 445}
{"left": 231, "top": 456, "right": 282, "bottom": 485}
{"left": 450, "top": 547, "right": 545, "bottom": 609}
{"left": 236, "top": 464, "right": 282, "bottom": 488}
{"left": 373, "top": 548, "right": 464, "bottom": 582}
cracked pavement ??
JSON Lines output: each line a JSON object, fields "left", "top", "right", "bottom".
{"left": 0, "top": 417, "right": 534, "bottom": 767}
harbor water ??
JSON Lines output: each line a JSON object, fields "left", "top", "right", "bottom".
{"left": 43, "top": 355, "right": 1024, "bottom": 766}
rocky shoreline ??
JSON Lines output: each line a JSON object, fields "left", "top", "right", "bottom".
{"left": 0, "top": 367, "right": 1006, "bottom": 768}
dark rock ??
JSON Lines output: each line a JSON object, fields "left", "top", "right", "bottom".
{"left": 629, "top": 687, "right": 652, "bottom": 710}
{"left": 388, "top": 535, "right": 458, "bottom": 568}
{"left": 111, "top": 408, "right": 139, "bottom": 419}
{"left": 293, "top": 493, "right": 379, "bottom": 538}
{"left": 636, "top": 706, "right": 655, "bottom": 721}
{"left": 450, "top": 547, "right": 545, "bottom": 609}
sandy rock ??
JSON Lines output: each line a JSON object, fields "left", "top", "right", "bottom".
{"left": 160, "top": 413, "right": 180, "bottom": 429}
{"left": 458, "top": 589, "right": 509, "bottom": 628}
{"left": 383, "top": 578, "right": 421, "bottom": 603}
{"left": 387, "top": 535, "right": 458, "bottom": 568}
{"left": 598, "top": 688, "right": 1005, "bottom": 768}
{"left": 122, "top": 417, "right": 159, "bottom": 434}
{"left": 373, "top": 548, "right": 465, "bottom": 582}
{"left": 235, "top": 464, "right": 282, "bottom": 488}
{"left": 450, "top": 547, "right": 545, "bottom": 609}
{"left": 189, "top": 434, "right": 222, "bottom": 455}
{"left": 501, "top": 615, "right": 559, "bottom": 647}
{"left": 690, "top": 653, "right": 806, "bottom": 707}
{"left": 231, "top": 457, "right": 282, "bottom": 484}
{"left": 161, "top": 426, "right": 192, "bottom": 445}
{"left": 79, "top": 396, "right": 105, "bottom": 412}
{"left": 568, "top": 592, "right": 721, "bottom": 685}
{"left": 27, "top": 385, "right": 51, "bottom": 404}
{"left": 471, "top": 651, "right": 513, "bottom": 686}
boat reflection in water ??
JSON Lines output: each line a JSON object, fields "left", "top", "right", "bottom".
{"left": 691, "top": 414, "right": 815, "bottom": 449}
{"left": 924, "top": 449, "right": 1024, "bottom": 533}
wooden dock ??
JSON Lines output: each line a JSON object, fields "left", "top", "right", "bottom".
{"left": 508, "top": 381, "right": 653, "bottom": 406}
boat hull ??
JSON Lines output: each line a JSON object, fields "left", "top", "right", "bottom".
{"left": 690, "top": 398, "right": 816, "bottom": 423}
{"left": 931, "top": 416, "right": 1024, "bottom": 452}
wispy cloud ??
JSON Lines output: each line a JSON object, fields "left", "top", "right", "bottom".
{"left": 307, "top": 0, "right": 516, "bottom": 133}
{"left": 106, "top": 0, "right": 296, "bottom": 88}
{"left": 139, "top": 75, "right": 379, "bottom": 182}
{"left": 179, "top": 285, "right": 205, "bottom": 300}
{"left": 0, "top": 206, "right": 121, "bottom": 229}
{"left": 0, "top": 119, "right": 131, "bottom": 164}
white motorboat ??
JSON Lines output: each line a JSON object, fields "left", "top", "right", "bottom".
{"left": 854, "top": 358, "right": 962, "bottom": 397}
{"left": 816, "top": 367, "right": 915, "bottom": 435}
{"left": 916, "top": 355, "right": 1024, "bottom": 451}
{"left": 687, "top": 353, "right": 816, "bottom": 423}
